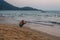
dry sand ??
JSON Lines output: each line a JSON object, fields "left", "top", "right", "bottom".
{"left": 0, "top": 24, "right": 60, "bottom": 40}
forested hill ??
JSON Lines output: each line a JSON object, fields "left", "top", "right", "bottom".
{"left": 0, "top": 0, "right": 41, "bottom": 11}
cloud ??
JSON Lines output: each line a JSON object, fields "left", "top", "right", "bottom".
{"left": 5, "top": 0, "right": 60, "bottom": 10}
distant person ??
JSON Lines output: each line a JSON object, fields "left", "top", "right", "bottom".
{"left": 19, "top": 20, "right": 26, "bottom": 27}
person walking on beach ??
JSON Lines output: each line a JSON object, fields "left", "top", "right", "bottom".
{"left": 19, "top": 20, "right": 26, "bottom": 27}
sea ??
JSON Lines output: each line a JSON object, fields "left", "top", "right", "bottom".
{"left": 0, "top": 10, "right": 60, "bottom": 24}
{"left": 0, "top": 10, "right": 60, "bottom": 36}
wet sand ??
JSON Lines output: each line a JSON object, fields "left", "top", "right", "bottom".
{"left": 0, "top": 16, "right": 18, "bottom": 24}
{"left": 26, "top": 23, "right": 60, "bottom": 37}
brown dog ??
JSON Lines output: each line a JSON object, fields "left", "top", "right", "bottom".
{"left": 19, "top": 20, "right": 26, "bottom": 27}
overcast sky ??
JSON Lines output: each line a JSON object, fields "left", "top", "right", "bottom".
{"left": 5, "top": 0, "right": 60, "bottom": 10}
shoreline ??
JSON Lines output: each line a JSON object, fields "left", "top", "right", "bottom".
{"left": 0, "top": 16, "right": 60, "bottom": 37}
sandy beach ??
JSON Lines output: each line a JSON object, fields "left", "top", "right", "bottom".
{"left": 0, "top": 24, "right": 60, "bottom": 40}
{"left": 0, "top": 16, "right": 60, "bottom": 40}
{"left": 1, "top": 0, "right": 60, "bottom": 40}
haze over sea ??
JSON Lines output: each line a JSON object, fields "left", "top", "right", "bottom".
{"left": 0, "top": 10, "right": 60, "bottom": 36}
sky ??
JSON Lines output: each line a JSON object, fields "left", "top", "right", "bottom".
{"left": 5, "top": 0, "right": 60, "bottom": 10}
